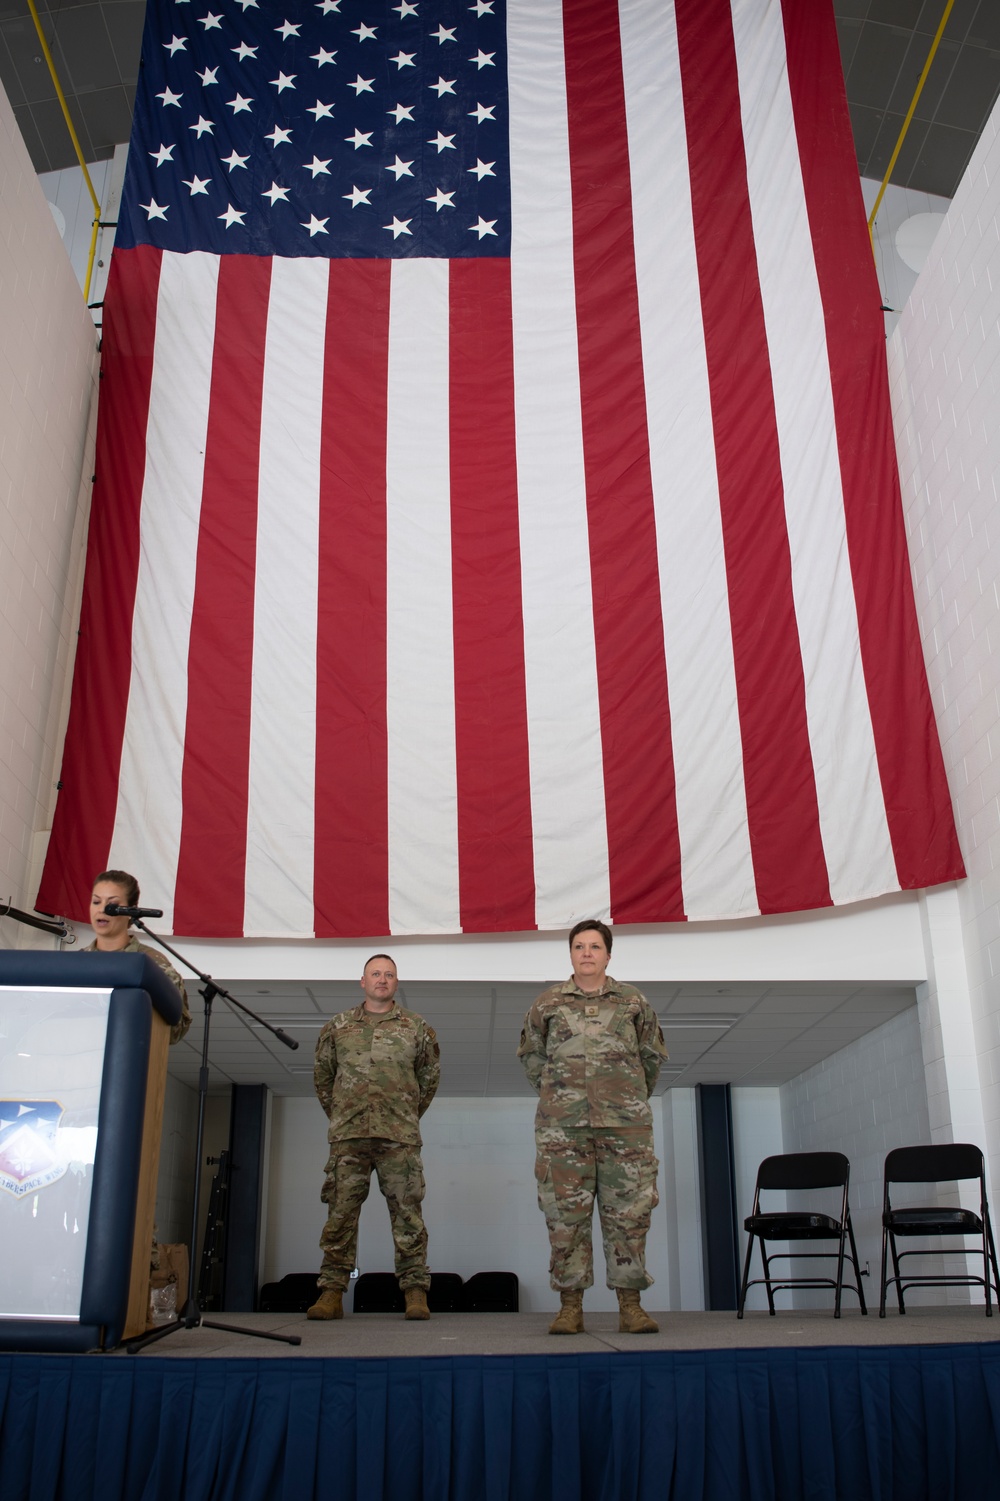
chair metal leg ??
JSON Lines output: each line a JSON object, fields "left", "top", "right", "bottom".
{"left": 889, "top": 1231, "right": 905, "bottom": 1313}
{"left": 737, "top": 1231, "right": 755, "bottom": 1320}
{"left": 879, "top": 1222, "right": 889, "bottom": 1317}
{"left": 847, "top": 1216, "right": 867, "bottom": 1315}
{"left": 833, "top": 1225, "right": 847, "bottom": 1318}
{"left": 978, "top": 1218, "right": 996, "bottom": 1314}
{"left": 760, "top": 1244, "right": 777, "bottom": 1315}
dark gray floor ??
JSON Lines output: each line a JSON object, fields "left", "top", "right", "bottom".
{"left": 118, "top": 1305, "right": 1000, "bottom": 1359}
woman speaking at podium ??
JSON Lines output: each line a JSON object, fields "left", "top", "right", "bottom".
{"left": 85, "top": 869, "right": 192, "bottom": 1044}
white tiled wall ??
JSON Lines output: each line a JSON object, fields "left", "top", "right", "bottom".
{"left": 0, "top": 85, "right": 99, "bottom": 930}
{"left": 887, "top": 94, "right": 1000, "bottom": 1197}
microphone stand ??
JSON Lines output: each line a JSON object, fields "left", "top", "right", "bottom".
{"left": 124, "top": 920, "right": 302, "bottom": 1353}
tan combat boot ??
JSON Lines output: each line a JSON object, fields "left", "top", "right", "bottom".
{"left": 307, "top": 1288, "right": 344, "bottom": 1320}
{"left": 617, "top": 1288, "right": 658, "bottom": 1333}
{"left": 548, "top": 1289, "right": 585, "bottom": 1335}
{"left": 404, "top": 1287, "right": 431, "bottom": 1320}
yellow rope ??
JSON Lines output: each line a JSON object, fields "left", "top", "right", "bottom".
{"left": 868, "top": 0, "right": 956, "bottom": 245}
{"left": 26, "top": 0, "right": 103, "bottom": 303}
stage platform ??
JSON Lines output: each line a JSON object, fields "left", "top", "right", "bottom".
{"left": 99, "top": 1303, "right": 1000, "bottom": 1358}
{"left": 2, "top": 1309, "right": 999, "bottom": 1500}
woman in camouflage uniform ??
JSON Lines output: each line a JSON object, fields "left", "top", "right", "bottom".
{"left": 518, "top": 919, "right": 667, "bottom": 1334}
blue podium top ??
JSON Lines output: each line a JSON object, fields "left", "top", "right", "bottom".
{"left": 0, "top": 950, "right": 183, "bottom": 1029}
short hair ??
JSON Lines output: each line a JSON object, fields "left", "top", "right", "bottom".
{"left": 93, "top": 869, "right": 140, "bottom": 907}
{"left": 363, "top": 952, "right": 397, "bottom": 973}
{"left": 568, "top": 919, "right": 612, "bottom": 955}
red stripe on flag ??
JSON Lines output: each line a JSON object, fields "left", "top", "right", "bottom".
{"left": 562, "top": 0, "right": 685, "bottom": 923}
{"left": 780, "top": 0, "right": 965, "bottom": 891}
{"left": 172, "top": 256, "right": 271, "bottom": 935}
{"left": 313, "top": 259, "right": 392, "bottom": 936}
{"left": 449, "top": 258, "right": 536, "bottom": 932}
{"left": 37, "top": 246, "right": 163, "bottom": 922}
{"left": 676, "top": 0, "right": 831, "bottom": 914}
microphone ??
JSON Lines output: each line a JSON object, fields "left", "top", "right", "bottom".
{"left": 104, "top": 902, "right": 164, "bottom": 919}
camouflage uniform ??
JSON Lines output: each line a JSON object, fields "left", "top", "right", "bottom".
{"left": 518, "top": 976, "right": 667, "bottom": 1291}
{"left": 315, "top": 1001, "right": 440, "bottom": 1292}
{"left": 84, "top": 936, "right": 192, "bottom": 1044}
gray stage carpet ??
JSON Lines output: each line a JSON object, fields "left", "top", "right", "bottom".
{"left": 116, "top": 1304, "right": 1000, "bottom": 1358}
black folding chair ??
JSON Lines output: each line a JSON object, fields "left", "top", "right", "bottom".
{"left": 258, "top": 1273, "right": 322, "bottom": 1313}
{"left": 879, "top": 1143, "right": 1000, "bottom": 1316}
{"left": 458, "top": 1271, "right": 519, "bottom": 1312}
{"left": 737, "top": 1151, "right": 867, "bottom": 1318}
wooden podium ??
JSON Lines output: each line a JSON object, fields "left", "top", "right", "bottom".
{"left": 0, "top": 950, "right": 182, "bottom": 1351}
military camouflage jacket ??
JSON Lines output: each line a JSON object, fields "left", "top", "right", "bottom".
{"left": 517, "top": 976, "right": 667, "bottom": 1130}
{"left": 314, "top": 1001, "right": 440, "bottom": 1145}
{"left": 85, "top": 936, "right": 192, "bottom": 1045}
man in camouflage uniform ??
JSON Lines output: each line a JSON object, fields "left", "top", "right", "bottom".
{"left": 307, "top": 954, "right": 440, "bottom": 1322}
{"left": 518, "top": 919, "right": 667, "bottom": 1335}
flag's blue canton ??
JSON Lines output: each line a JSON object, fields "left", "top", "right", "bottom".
{"left": 118, "top": 0, "right": 510, "bottom": 258}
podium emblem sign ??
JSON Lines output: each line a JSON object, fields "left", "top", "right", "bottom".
{"left": 0, "top": 1100, "right": 67, "bottom": 1198}
{"left": 0, "top": 986, "right": 110, "bottom": 1320}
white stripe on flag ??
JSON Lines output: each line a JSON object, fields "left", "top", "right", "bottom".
{"left": 385, "top": 258, "right": 460, "bottom": 934}
{"left": 732, "top": 0, "right": 896, "bottom": 902}
{"left": 243, "top": 256, "right": 326, "bottom": 937}
{"left": 620, "top": 0, "right": 759, "bottom": 921}
{"left": 111, "top": 251, "right": 218, "bottom": 930}
{"left": 508, "top": 0, "right": 611, "bottom": 930}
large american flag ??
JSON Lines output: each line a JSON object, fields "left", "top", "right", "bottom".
{"left": 38, "top": 0, "right": 964, "bottom": 937}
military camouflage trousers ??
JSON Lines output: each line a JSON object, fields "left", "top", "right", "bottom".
{"left": 534, "top": 1125, "right": 659, "bottom": 1291}
{"left": 318, "top": 1138, "right": 430, "bottom": 1293}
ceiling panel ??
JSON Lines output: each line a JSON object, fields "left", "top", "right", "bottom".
{"left": 163, "top": 976, "right": 919, "bottom": 1099}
